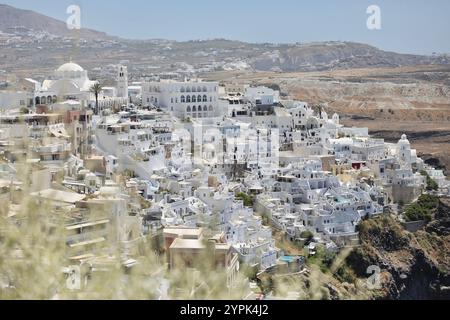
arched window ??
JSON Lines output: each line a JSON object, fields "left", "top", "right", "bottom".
{"left": 203, "top": 106, "right": 208, "bottom": 112}
{"left": 197, "top": 86, "right": 202, "bottom": 93}
{"left": 210, "top": 97, "right": 213, "bottom": 102}
{"left": 192, "top": 86, "right": 196, "bottom": 93}
{"left": 186, "top": 87, "right": 191, "bottom": 93}
{"left": 181, "top": 96, "right": 186, "bottom": 103}
{"left": 192, "top": 95, "right": 196, "bottom": 102}
{"left": 192, "top": 106, "right": 197, "bottom": 112}
{"left": 52, "top": 95, "right": 57, "bottom": 103}
{"left": 35, "top": 97, "right": 40, "bottom": 105}
{"left": 203, "top": 86, "right": 207, "bottom": 92}
{"left": 41, "top": 96, "right": 46, "bottom": 104}
{"left": 186, "top": 96, "right": 191, "bottom": 103}
{"left": 203, "top": 95, "right": 207, "bottom": 102}
{"left": 181, "top": 87, "right": 185, "bottom": 93}
{"left": 209, "top": 105, "right": 213, "bottom": 111}
{"left": 187, "top": 106, "right": 191, "bottom": 112}
{"left": 198, "top": 95, "right": 202, "bottom": 102}
{"left": 47, "top": 96, "right": 52, "bottom": 103}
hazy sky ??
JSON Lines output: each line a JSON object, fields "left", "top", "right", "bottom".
{"left": 3, "top": 0, "right": 450, "bottom": 55}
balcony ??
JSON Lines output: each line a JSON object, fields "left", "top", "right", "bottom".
{"left": 66, "top": 228, "right": 109, "bottom": 247}
{"left": 34, "top": 143, "right": 71, "bottom": 154}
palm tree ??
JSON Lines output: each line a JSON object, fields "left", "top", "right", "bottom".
{"left": 90, "top": 83, "right": 102, "bottom": 115}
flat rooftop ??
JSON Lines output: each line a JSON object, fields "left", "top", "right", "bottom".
{"left": 30, "top": 188, "right": 86, "bottom": 204}
{"left": 170, "top": 238, "right": 205, "bottom": 250}
{"left": 163, "top": 227, "right": 203, "bottom": 239}
{"left": 170, "top": 238, "right": 230, "bottom": 251}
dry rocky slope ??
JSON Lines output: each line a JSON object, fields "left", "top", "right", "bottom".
{"left": 269, "top": 199, "right": 450, "bottom": 300}
{"left": 0, "top": 4, "right": 112, "bottom": 40}
{"left": 345, "top": 198, "right": 450, "bottom": 300}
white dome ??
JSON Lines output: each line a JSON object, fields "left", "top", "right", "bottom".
{"left": 399, "top": 134, "right": 410, "bottom": 144}
{"left": 57, "top": 62, "right": 84, "bottom": 72}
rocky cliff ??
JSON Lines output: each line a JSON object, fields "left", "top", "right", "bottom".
{"left": 346, "top": 198, "right": 450, "bottom": 299}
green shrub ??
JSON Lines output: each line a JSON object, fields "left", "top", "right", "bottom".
{"left": 417, "top": 194, "right": 439, "bottom": 210}
{"left": 404, "top": 203, "right": 431, "bottom": 222}
{"left": 420, "top": 170, "right": 439, "bottom": 191}
{"left": 335, "top": 263, "right": 357, "bottom": 284}
{"left": 236, "top": 192, "right": 254, "bottom": 207}
{"left": 300, "top": 230, "right": 314, "bottom": 241}
{"left": 20, "top": 107, "right": 30, "bottom": 114}
{"left": 426, "top": 177, "right": 438, "bottom": 191}
{"left": 404, "top": 195, "right": 439, "bottom": 222}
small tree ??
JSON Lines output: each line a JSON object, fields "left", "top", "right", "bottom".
{"left": 90, "top": 83, "right": 102, "bottom": 115}
{"left": 426, "top": 176, "right": 439, "bottom": 191}
{"left": 420, "top": 170, "right": 439, "bottom": 191}
{"left": 300, "top": 230, "right": 314, "bottom": 242}
{"left": 20, "top": 107, "right": 30, "bottom": 114}
{"left": 404, "top": 195, "right": 439, "bottom": 222}
{"left": 236, "top": 192, "right": 254, "bottom": 207}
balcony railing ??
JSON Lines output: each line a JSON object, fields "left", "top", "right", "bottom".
{"left": 66, "top": 229, "right": 109, "bottom": 246}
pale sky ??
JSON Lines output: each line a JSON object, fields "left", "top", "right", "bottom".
{"left": 2, "top": 0, "right": 450, "bottom": 55}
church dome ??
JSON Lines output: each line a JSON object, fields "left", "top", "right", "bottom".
{"left": 57, "top": 62, "right": 84, "bottom": 72}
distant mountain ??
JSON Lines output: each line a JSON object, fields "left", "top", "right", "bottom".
{"left": 247, "top": 41, "right": 450, "bottom": 72}
{"left": 0, "top": 3, "right": 114, "bottom": 40}
{"left": 1, "top": 4, "right": 449, "bottom": 73}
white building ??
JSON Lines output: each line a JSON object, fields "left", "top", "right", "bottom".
{"left": 227, "top": 202, "right": 279, "bottom": 270}
{"left": 0, "top": 91, "right": 32, "bottom": 111}
{"left": 39, "top": 62, "right": 98, "bottom": 104}
{"left": 142, "top": 79, "right": 220, "bottom": 119}
{"left": 426, "top": 168, "right": 448, "bottom": 189}
{"left": 245, "top": 86, "right": 279, "bottom": 106}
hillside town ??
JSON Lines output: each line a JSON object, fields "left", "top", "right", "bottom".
{"left": 1, "top": 61, "right": 449, "bottom": 299}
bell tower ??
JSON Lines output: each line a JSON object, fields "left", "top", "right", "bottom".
{"left": 117, "top": 65, "right": 128, "bottom": 98}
